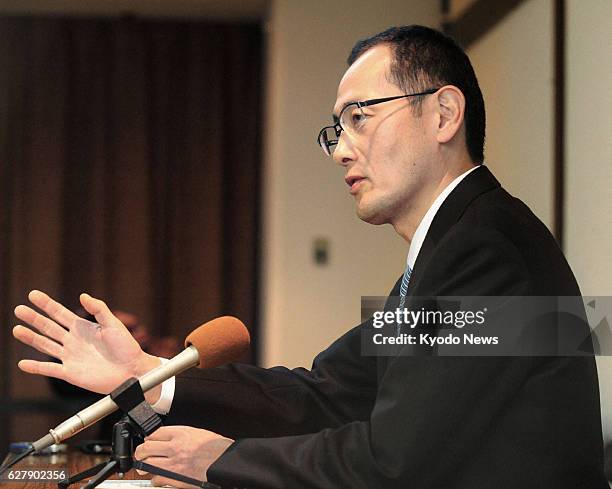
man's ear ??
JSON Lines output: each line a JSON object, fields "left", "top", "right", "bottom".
{"left": 434, "top": 86, "right": 465, "bottom": 144}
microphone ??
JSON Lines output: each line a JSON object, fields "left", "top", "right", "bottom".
{"left": 31, "top": 316, "right": 249, "bottom": 453}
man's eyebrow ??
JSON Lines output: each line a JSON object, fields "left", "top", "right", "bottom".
{"left": 332, "top": 100, "right": 357, "bottom": 122}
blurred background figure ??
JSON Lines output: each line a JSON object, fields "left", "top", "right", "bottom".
{"left": 113, "top": 309, "right": 180, "bottom": 359}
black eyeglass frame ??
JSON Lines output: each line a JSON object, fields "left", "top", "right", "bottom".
{"left": 316, "top": 87, "right": 441, "bottom": 156}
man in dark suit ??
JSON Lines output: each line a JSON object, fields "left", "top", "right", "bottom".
{"left": 13, "top": 26, "right": 608, "bottom": 488}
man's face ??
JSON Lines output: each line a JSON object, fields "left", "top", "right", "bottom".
{"left": 332, "top": 45, "right": 442, "bottom": 227}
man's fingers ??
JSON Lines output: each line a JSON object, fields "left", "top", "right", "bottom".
{"left": 17, "top": 359, "right": 64, "bottom": 380}
{"left": 80, "top": 294, "right": 122, "bottom": 330}
{"left": 134, "top": 440, "right": 171, "bottom": 461}
{"left": 13, "top": 326, "right": 64, "bottom": 359}
{"left": 151, "top": 474, "right": 197, "bottom": 488}
{"left": 27, "top": 290, "right": 80, "bottom": 331}
{"left": 144, "top": 458, "right": 199, "bottom": 489}
{"left": 144, "top": 426, "right": 176, "bottom": 441}
{"left": 149, "top": 475, "right": 173, "bottom": 487}
{"left": 134, "top": 455, "right": 168, "bottom": 477}
{"left": 134, "top": 428, "right": 177, "bottom": 473}
{"left": 151, "top": 475, "right": 182, "bottom": 487}
{"left": 14, "top": 305, "right": 69, "bottom": 343}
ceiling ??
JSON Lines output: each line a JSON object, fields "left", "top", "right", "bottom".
{"left": 0, "top": 0, "right": 269, "bottom": 20}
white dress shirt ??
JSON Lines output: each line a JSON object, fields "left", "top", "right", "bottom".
{"left": 150, "top": 357, "right": 175, "bottom": 414}
{"left": 406, "top": 165, "right": 479, "bottom": 271}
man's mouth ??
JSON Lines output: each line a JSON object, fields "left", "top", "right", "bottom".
{"left": 345, "top": 175, "right": 366, "bottom": 193}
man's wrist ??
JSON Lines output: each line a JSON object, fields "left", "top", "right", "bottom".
{"left": 133, "top": 352, "right": 162, "bottom": 377}
{"left": 132, "top": 353, "right": 163, "bottom": 404}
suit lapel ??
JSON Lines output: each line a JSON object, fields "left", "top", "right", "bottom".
{"left": 407, "top": 165, "right": 501, "bottom": 294}
{"left": 378, "top": 166, "right": 501, "bottom": 374}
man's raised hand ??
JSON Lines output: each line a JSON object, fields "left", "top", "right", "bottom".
{"left": 13, "top": 290, "right": 161, "bottom": 396}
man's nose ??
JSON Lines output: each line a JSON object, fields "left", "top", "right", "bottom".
{"left": 332, "top": 132, "right": 356, "bottom": 167}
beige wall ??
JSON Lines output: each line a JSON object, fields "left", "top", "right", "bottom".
{"left": 565, "top": 0, "right": 612, "bottom": 442}
{"left": 467, "top": 0, "right": 554, "bottom": 229}
{"left": 565, "top": 0, "right": 612, "bottom": 296}
{"left": 464, "top": 0, "right": 612, "bottom": 442}
{"left": 260, "top": 1, "right": 440, "bottom": 368}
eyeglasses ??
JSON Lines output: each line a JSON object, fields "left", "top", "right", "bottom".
{"left": 316, "top": 88, "right": 440, "bottom": 157}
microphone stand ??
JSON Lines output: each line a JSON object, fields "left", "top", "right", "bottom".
{"left": 58, "top": 377, "right": 221, "bottom": 489}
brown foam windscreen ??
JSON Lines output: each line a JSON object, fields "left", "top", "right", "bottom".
{"left": 184, "top": 316, "right": 250, "bottom": 368}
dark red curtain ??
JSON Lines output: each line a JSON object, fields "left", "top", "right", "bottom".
{"left": 0, "top": 16, "right": 262, "bottom": 447}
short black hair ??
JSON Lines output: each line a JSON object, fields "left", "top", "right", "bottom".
{"left": 348, "top": 25, "right": 485, "bottom": 164}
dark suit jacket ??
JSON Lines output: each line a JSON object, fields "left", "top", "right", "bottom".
{"left": 166, "top": 166, "right": 607, "bottom": 488}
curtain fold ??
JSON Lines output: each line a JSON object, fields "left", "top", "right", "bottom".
{"left": 0, "top": 15, "right": 262, "bottom": 447}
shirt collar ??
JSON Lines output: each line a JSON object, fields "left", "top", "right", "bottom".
{"left": 406, "top": 165, "right": 480, "bottom": 270}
